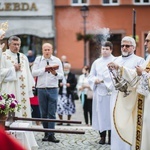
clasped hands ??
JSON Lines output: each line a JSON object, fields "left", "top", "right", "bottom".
{"left": 14, "top": 63, "right": 21, "bottom": 71}
{"left": 107, "top": 62, "right": 144, "bottom": 76}
{"left": 59, "top": 82, "right": 70, "bottom": 87}
{"left": 79, "top": 84, "right": 90, "bottom": 91}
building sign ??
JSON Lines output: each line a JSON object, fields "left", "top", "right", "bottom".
{"left": 0, "top": 3, "right": 38, "bottom": 11}
{"left": 0, "top": 0, "right": 54, "bottom": 38}
{"left": 0, "top": 0, "right": 52, "bottom": 16}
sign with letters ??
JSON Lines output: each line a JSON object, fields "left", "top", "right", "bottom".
{"left": 0, "top": 2, "right": 38, "bottom": 11}
{"left": 0, "top": 0, "right": 54, "bottom": 38}
{"left": 0, "top": 0, "right": 53, "bottom": 16}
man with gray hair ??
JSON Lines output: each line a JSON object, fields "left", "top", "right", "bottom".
{"left": 121, "top": 36, "right": 136, "bottom": 57}
{"left": 107, "top": 32, "right": 150, "bottom": 150}
{"left": 0, "top": 36, "right": 35, "bottom": 118}
{"left": 105, "top": 36, "right": 145, "bottom": 150}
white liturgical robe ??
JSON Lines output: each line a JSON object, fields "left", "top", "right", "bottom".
{"left": 114, "top": 56, "right": 150, "bottom": 150}
{"left": 88, "top": 54, "right": 115, "bottom": 132}
{"left": 107, "top": 54, "right": 145, "bottom": 150}
{"left": 0, "top": 49, "right": 34, "bottom": 118}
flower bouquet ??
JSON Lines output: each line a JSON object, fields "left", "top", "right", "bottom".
{"left": 0, "top": 93, "right": 21, "bottom": 115}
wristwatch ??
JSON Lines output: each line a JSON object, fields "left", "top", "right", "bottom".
{"left": 55, "top": 73, "right": 58, "bottom": 76}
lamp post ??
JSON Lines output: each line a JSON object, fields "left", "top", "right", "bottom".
{"left": 132, "top": 9, "right": 136, "bottom": 41}
{"left": 132, "top": 9, "right": 136, "bottom": 54}
{"left": 80, "top": 5, "right": 89, "bottom": 66}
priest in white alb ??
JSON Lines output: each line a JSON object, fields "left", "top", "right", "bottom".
{"left": 0, "top": 36, "right": 34, "bottom": 118}
{"left": 107, "top": 32, "right": 150, "bottom": 150}
{"left": 104, "top": 36, "right": 145, "bottom": 150}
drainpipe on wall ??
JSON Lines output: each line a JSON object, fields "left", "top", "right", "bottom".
{"left": 52, "top": 0, "right": 57, "bottom": 56}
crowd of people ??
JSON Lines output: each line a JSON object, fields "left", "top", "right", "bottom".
{"left": 0, "top": 25, "right": 150, "bottom": 150}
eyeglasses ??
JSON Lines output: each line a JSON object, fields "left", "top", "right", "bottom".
{"left": 145, "top": 39, "right": 150, "bottom": 43}
{"left": 121, "top": 45, "right": 132, "bottom": 48}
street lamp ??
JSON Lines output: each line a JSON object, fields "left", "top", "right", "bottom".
{"left": 80, "top": 5, "right": 89, "bottom": 66}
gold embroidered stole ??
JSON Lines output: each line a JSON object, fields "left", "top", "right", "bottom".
{"left": 135, "top": 61, "right": 150, "bottom": 150}
{"left": 135, "top": 94, "right": 144, "bottom": 150}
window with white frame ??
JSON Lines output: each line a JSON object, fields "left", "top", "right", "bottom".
{"left": 134, "top": 0, "right": 150, "bottom": 4}
{"left": 103, "top": 0, "right": 118, "bottom": 4}
{"left": 72, "top": 0, "right": 88, "bottom": 5}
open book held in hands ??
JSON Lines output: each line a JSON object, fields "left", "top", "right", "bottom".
{"left": 45, "top": 65, "right": 59, "bottom": 71}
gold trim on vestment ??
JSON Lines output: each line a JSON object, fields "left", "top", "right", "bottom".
{"left": 119, "top": 66, "right": 123, "bottom": 77}
{"left": 135, "top": 94, "right": 144, "bottom": 150}
{"left": 5, "top": 51, "right": 28, "bottom": 118}
{"left": 135, "top": 61, "right": 150, "bottom": 150}
{"left": 113, "top": 92, "right": 132, "bottom": 145}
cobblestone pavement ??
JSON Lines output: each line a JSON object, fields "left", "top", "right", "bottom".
{"left": 33, "top": 100, "right": 111, "bottom": 150}
{"left": 34, "top": 126, "right": 110, "bottom": 150}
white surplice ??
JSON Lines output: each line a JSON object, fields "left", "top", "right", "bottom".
{"left": 88, "top": 54, "right": 115, "bottom": 132}
{"left": 108, "top": 54, "right": 145, "bottom": 150}
{"left": 0, "top": 49, "right": 35, "bottom": 118}
{"left": 114, "top": 56, "right": 150, "bottom": 150}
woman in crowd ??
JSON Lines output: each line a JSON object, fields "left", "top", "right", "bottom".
{"left": 77, "top": 66, "right": 93, "bottom": 126}
{"left": 57, "top": 63, "right": 77, "bottom": 125}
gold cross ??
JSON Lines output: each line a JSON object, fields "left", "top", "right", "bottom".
{"left": 20, "top": 84, "right": 26, "bottom": 89}
{"left": 19, "top": 75, "right": 25, "bottom": 82}
{"left": 7, "top": 56, "right": 11, "bottom": 60}
{"left": 23, "top": 105, "right": 27, "bottom": 110}
{"left": 22, "top": 112, "right": 27, "bottom": 118}
{"left": 21, "top": 98, "right": 26, "bottom": 103}
{"left": 21, "top": 91, "right": 26, "bottom": 96}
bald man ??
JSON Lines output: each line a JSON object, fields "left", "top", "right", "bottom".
{"left": 32, "top": 43, "right": 64, "bottom": 143}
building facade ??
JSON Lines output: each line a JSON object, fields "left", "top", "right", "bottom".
{"left": 55, "top": 0, "right": 150, "bottom": 73}
{"left": 1, "top": 0, "right": 150, "bottom": 73}
{"left": 0, "top": 0, "right": 55, "bottom": 56}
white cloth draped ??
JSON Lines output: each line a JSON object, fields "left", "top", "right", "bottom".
{"left": 88, "top": 54, "right": 115, "bottom": 132}
{"left": 115, "top": 56, "right": 150, "bottom": 150}
{"left": 109, "top": 54, "right": 145, "bottom": 150}
{"left": 0, "top": 49, "right": 35, "bottom": 118}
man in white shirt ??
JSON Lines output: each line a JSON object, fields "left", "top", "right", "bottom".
{"left": 32, "top": 43, "right": 64, "bottom": 143}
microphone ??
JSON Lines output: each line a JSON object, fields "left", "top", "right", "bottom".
{"left": 47, "top": 60, "right": 50, "bottom": 73}
{"left": 17, "top": 53, "right": 20, "bottom": 64}
{"left": 47, "top": 61, "right": 49, "bottom": 65}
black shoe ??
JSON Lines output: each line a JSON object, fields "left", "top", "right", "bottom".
{"left": 48, "top": 135, "right": 60, "bottom": 143}
{"left": 42, "top": 135, "right": 49, "bottom": 141}
{"left": 99, "top": 137, "right": 105, "bottom": 145}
